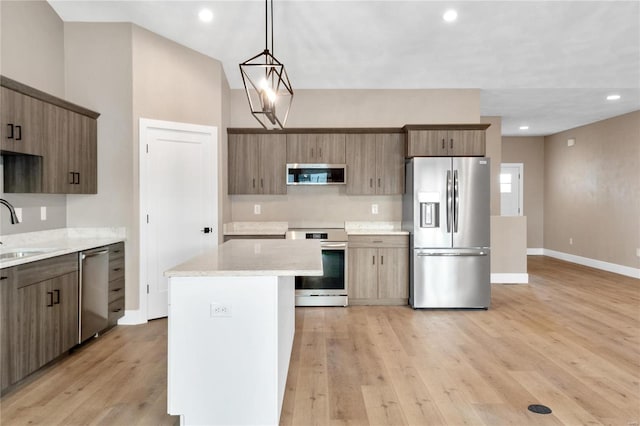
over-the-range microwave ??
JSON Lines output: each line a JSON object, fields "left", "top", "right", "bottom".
{"left": 286, "top": 163, "right": 346, "bottom": 185}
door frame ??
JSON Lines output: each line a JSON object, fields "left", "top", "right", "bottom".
{"left": 500, "top": 163, "right": 524, "bottom": 216}
{"left": 138, "top": 118, "right": 218, "bottom": 322}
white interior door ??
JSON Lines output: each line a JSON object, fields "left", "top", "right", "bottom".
{"left": 500, "top": 163, "right": 523, "bottom": 216}
{"left": 140, "top": 119, "right": 218, "bottom": 320}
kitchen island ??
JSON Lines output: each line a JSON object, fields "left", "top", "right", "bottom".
{"left": 164, "top": 239, "right": 322, "bottom": 426}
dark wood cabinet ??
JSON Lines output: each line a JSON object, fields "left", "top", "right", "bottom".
{"left": 0, "top": 87, "right": 44, "bottom": 156}
{"left": 3, "top": 254, "right": 78, "bottom": 389}
{"left": 0, "top": 267, "right": 16, "bottom": 392}
{"left": 405, "top": 124, "right": 490, "bottom": 157}
{"left": 1, "top": 76, "right": 99, "bottom": 194}
{"left": 107, "top": 242, "right": 125, "bottom": 327}
{"left": 286, "top": 133, "right": 345, "bottom": 164}
{"left": 42, "top": 104, "right": 97, "bottom": 194}
{"left": 346, "top": 133, "right": 404, "bottom": 195}
{"left": 228, "top": 133, "right": 286, "bottom": 195}
{"left": 348, "top": 235, "right": 409, "bottom": 305}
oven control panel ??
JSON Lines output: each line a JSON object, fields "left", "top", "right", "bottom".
{"left": 305, "top": 233, "right": 328, "bottom": 240}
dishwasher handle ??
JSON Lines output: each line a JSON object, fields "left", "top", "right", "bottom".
{"left": 82, "top": 249, "right": 109, "bottom": 260}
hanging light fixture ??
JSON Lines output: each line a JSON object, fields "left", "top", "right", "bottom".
{"left": 239, "top": 0, "right": 293, "bottom": 129}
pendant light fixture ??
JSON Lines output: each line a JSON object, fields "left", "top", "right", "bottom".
{"left": 239, "top": 0, "right": 293, "bottom": 129}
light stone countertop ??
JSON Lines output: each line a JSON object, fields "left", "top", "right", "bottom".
{"left": 223, "top": 221, "right": 288, "bottom": 236}
{"left": 0, "top": 228, "right": 126, "bottom": 268}
{"left": 165, "top": 239, "right": 323, "bottom": 278}
{"left": 345, "top": 221, "right": 409, "bottom": 235}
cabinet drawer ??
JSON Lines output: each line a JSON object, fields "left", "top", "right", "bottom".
{"left": 108, "top": 277, "right": 125, "bottom": 303}
{"left": 109, "top": 257, "right": 124, "bottom": 282}
{"left": 108, "top": 298, "right": 125, "bottom": 326}
{"left": 16, "top": 253, "right": 78, "bottom": 288}
{"left": 348, "top": 235, "right": 409, "bottom": 248}
{"left": 109, "top": 242, "right": 124, "bottom": 261}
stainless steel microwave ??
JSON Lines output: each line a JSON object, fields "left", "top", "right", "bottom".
{"left": 286, "top": 164, "right": 346, "bottom": 185}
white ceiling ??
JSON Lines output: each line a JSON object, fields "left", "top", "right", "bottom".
{"left": 48, "top": 0, "right": 640, "bottom": 136}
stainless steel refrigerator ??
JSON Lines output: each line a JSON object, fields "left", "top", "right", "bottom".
{"left": 403, "top": 157, "right": 491, "bottom": 308}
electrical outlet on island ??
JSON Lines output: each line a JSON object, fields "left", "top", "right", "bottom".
{"left": 254, "top": 204, "right": 261, "bottom": 215}
{"left": 371, "top": 204, "right": 379, "bottom": 215}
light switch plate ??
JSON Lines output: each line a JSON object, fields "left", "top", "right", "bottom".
{"left": 40, "top": 206, "right": 47, "bottom": 221}
{"left": 371, "top": 204, "right": 379, "bottom": 215}
{"left": 254, "top": 204, "right": 261, "bottom": 215}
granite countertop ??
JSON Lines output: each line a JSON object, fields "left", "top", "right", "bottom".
{"left": 0, "top": 228, "right": 126, "bottom": 268}
{"left": 345, "top": 221, "right": 409, "bottom": 235}
{"left": 165, "top": 239, "right": 323, "bottom": 278}
{"left": 223, "top": 221, "right": 288, "bottom": 236}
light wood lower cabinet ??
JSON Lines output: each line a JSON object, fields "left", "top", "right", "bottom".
{"left": 348, "top": 235, "right": 409, "bottom": 305}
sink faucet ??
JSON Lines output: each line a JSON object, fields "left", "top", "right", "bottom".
{"left": 0, "top": 199, "right": 20, "bottom": 224}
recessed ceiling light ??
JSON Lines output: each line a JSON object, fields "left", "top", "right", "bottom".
{"left": 443, "top": 9, "right": 458, "bottom": 22}
{"left": 519, "top": 125, "right": 529, "bottom": 130}
{"left": 606, "top": 94, "right": 621, "bottom": 101}
{"left": 199, "top": 8, "right": 213, "bottom": 23}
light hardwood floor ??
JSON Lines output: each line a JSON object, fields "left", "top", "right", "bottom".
{"left": 1, "top": 256, "right": 638, "bottom": 425}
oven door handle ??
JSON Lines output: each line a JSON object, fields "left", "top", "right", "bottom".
{"left": 321, "top": 243, "right": 347, "bottom": 249}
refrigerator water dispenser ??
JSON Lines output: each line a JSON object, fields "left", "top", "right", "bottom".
{"left": 420, "top": 202, "right": 439, "bottom": 228}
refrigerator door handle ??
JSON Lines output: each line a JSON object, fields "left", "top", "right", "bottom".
{"left": 453, "top": 169, "right": 459, "bottom": 233}
{"left": 446, "top": 170, "right": 452, "bottom": 233}
{"left": 417, "top": 251, "right": 488, "bottom": 257}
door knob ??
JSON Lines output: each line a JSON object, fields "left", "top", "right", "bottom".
{"left": 201, "top": 227, "right": 213, "bottom": 234}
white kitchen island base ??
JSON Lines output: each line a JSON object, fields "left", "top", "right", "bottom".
{"left": 165, "top": 239, "right": 322, "bottom": 426}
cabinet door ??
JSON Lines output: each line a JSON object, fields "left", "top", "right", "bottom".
{"left": 315, "top": 134, "right": 345, "bottom": 164}
{"left": 54, "top": 272, "right": 79, "bottom": 353}
{"left": 375, "top": 133, "right": 405, "bottom": 195}
{"left": 348, "top": 248, "right": 378, "bottom": 299}
{"left": 42, "top": 103, "right": 71, "bottom": 193}
{"left": 68, "top": 112, "right": 98, "bottom": 194}
{"left": 286, "top": 134, "right": 315, "bottom": 163}
{"left": 228, "top": 134, "right": 260, "bottom": 194}
{"left": 407, "top": 130, "right": 448, "bottom": 157}
{"left": 377, "top": 248, "right": 409, "bottom": 299}
{"left": 1, "top": 268, "right": 16, "bottom": 391}
{"left": 449, "top": 130, "right": 485, "bottom": 156}
{"left": 346, "top": 134, "right": 376, "bottom": 195}
{"left": 258, "top": 134, "right": 287, "bottom": 194}
{"left": 0, "top": 87, "right": 44, "bottom": 156}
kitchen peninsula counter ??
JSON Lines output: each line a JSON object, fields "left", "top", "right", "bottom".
{"left": 164, "top": 239, "right": 322, "bottom": 426}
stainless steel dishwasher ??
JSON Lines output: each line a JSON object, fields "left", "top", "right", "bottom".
{"left": 79, "top": 247, "right": 109, "bottom": 342}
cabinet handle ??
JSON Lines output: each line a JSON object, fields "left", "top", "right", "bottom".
{"left": 372, "top": 240, "right": 383, "bottom": 243}
{"left": 442, "top": 138, "right": 445, "bottom": 150}
{"left": 369, "top": 178, "right": 373, "bottom": 188}
{"left": 15, "top": 125, "right": 22, "bottom": 141}
{"left": 450, "top": 138, "right": 453, "bottom": 149}
{"left": 0, "top": 276, "right": 8, "bottom": 280}
{"left": 113, "top": 267, "right": 122, "bottom": 272}
{"left": 75, "top": 172, "right": 80, "bottom": 185}
{"left": 69, "top": 172, "right": 75, "bottom": 184}
{"left": 112, "top": 288, "right": 122, "bottom": 292}
{"left": 372, "top": 256, "right": 375, "bottom": 265}
{"left": 260, "top": 178, "right": 263, "bottom": 188}
{"left": 47, "top": 291, "right": 54, "bottom": 307}
{"left": 112, "top": 308, "right": 122, "bottom": 313}
{"left": 318, "top": 147, "right": 322, "bottom": 158}
{"left": 7, "top": 124, "right": 14, "bottom": 139}
{"left": 381, "top": 255, "right": 384, "bottom": 265}
{"left": 311, "top": 147, "right": 314, "bottom": 158}
{"left": 252, "top": 178, "right": 255, "bottom": 188}
{"left": 54, "top": 289, "right": 60, "bottom": 305}
{"left": 378, "top": 178, "right": 381, "bottom": 187}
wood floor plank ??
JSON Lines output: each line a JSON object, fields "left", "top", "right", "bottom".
{"left": 1, "top": 256, "right": 638, "bottom": 425}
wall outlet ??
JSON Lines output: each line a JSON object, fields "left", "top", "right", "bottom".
{"left": 371, "top": 204, "right": 379, "bottom": 215}
{"left": 253, "top": 204, "right": 261, "bottom": 215}
{"left": 567, "top": 138, "right": 576, "bottom": 147}
{"left": 569, "top": 237, "right": 573, "bottom": 245}
{"left": 210, "top": 303, "right": 232, "bottom": 318}
{"left": 40, "top": 206, "right": 47, "bottom": 221}
{"left": 14, "top": 208, "right": 22, "bottom": 223}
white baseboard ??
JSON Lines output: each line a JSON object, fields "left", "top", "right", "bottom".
{"left": 543, "top": 249, "right": 640, "bottom": 279}
{"left": 527, "top": 248, "right": 544, "bottom": 255}
{"left": 117, "top": 309, "right": 147, "bottom": 325}
{"left": 491, "top": 273, "right": 529, "bottom": 284}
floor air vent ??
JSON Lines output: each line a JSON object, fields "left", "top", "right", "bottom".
{"left": 528, "top": 404, "right": 552, "bottom": 414}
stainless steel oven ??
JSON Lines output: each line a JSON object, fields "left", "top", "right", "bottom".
{"left": 286, "top": 229, "right": 348, "bottom": 307}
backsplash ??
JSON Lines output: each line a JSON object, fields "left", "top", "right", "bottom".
{"left": 0, "top": 158, "right": 67, "bottom": 235}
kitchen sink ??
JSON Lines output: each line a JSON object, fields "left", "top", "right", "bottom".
{"left": 0, "top": 248, "right": 57, "bottom": 260}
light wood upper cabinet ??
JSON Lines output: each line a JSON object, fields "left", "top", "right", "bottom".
{"left": 286, "top": 133, "right": 345, "bottom": 164}
{"left": 0, "top": 87, "right": 44, "bottom": 156}
{"left": 346, "top": 133, "right": 404, "bottom": 195}
{"left": 348, "top": 235, "right": 409, "bottom": 305}
{"left": 228, "top": 133, "right": 286, "bottom": 195}
{"left": 405, "top": 125, "right": 489, "bottom": 157}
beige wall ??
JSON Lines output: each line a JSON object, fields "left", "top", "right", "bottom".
{"left": 544, "top": 111, "right": 640, "bottom": 269}
{"left": 502, "top": 136, "right": 545, "bottom": 249}
{"left": 482, "top": 116, "right": 502, "bottom": 216}
{"left": 229, "top": 89, "right": 481, "bottom": 224}
{"left": 0, "top": 0, "right": 67, "bottom": 236}
{"left": 491, "top": 216, "right": 527, "bottom": 274}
